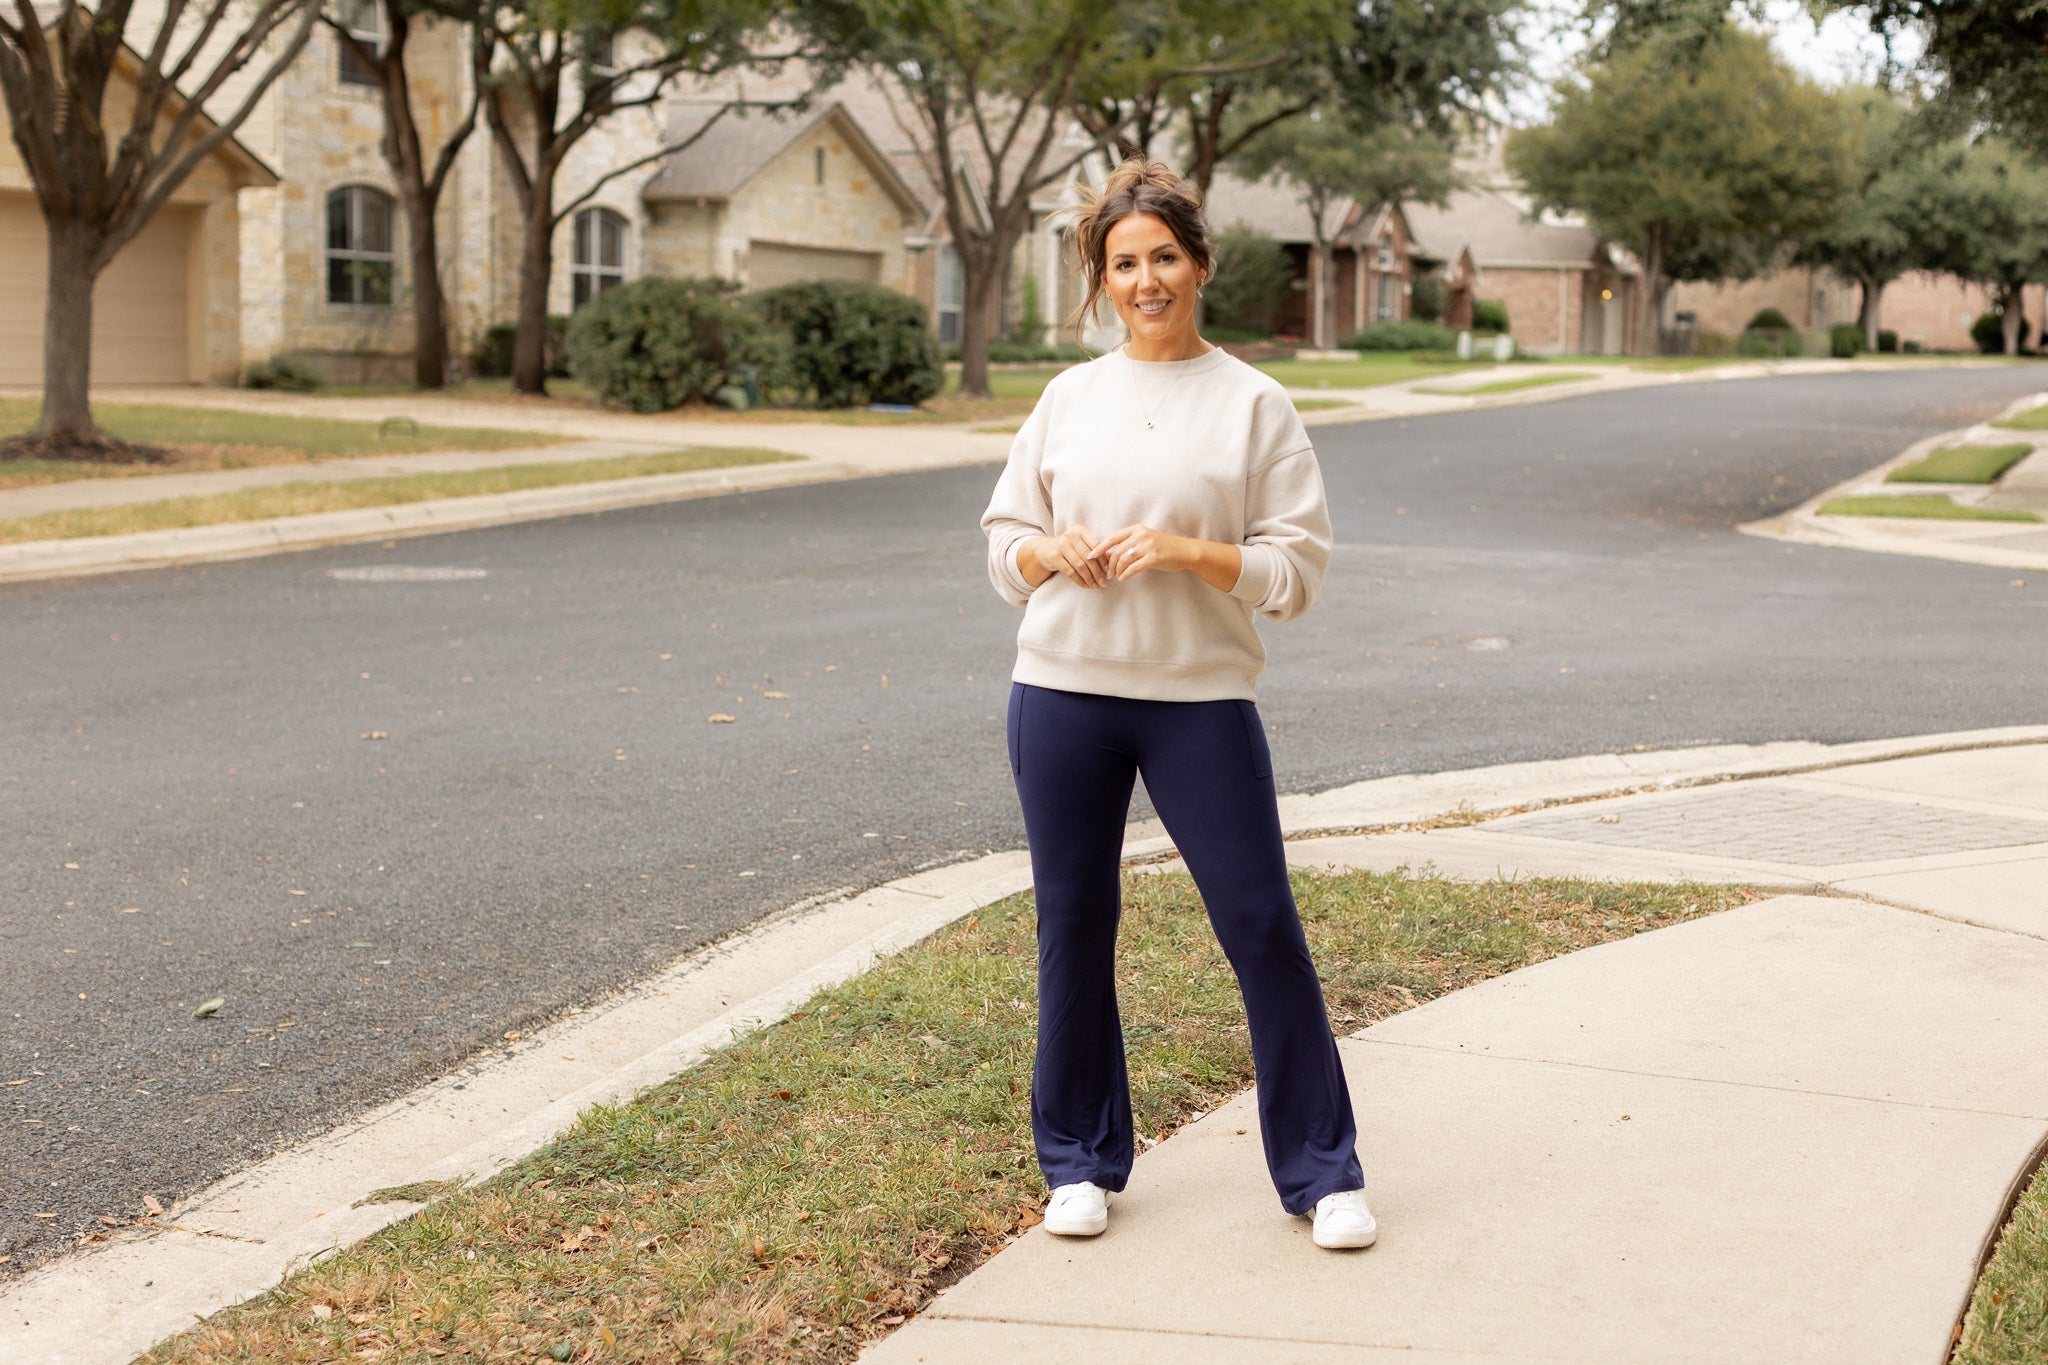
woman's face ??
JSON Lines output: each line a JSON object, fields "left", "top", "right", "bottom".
{"left": 1102, "top": 212, "right": 1205, "bottom": 354}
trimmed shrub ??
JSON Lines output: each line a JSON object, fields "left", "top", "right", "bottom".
{"left": 1471, "top": 298, "right": 1510, "bottom": 333}
{"left": 1692, "top": 328, "right": 1738, "bottom": 357}
{"left": 1407, "top": 273, "right": 1447, "bottom": 323}
{"left": 1972, "top": 310, "right": 2032, "bottom": 354}
{"left": 1829, "top": 323, "right": 1864, "bottom": 359}
{"left": 244, "top": 355, "right": 322, "bottom": 392}
{"left": 1877, "top": 328, "right": 1899, "bottom": 353}
{"left": 1746, "top": 306, "right": 1795, "bottom": 332}
{"left": 1207, "top": 225, "right": 1296, "bottom": 336}
{"left": 470, "top": 318, "right": 575, "bottom": 379}
{"left": 988, "top": 340, "right": 1092, "bottom": 363}
{"left": 749, "top": 279, "right": 943, "bottom": 408}
{"left": 563, "top": 277, "right": 780, "bottom": 413}
{"left": 1342, "top": 320, "right": 1459, "bottom": 352}
{"left": 1737, "top": 328, "right": 1803, "bottom": 358}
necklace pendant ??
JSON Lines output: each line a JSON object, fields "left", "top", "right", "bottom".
{"left": 1144, "top": 420, "right": 1154, "bottom": 430}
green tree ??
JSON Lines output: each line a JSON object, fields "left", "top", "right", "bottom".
{"left": 0, "top": 0, "right": 321, "bottom": 453}
{"left": 1505, "top": 25, "right": 1848, "bottom": 356}
{"left": 1846, "top": 2, "right": 2048, "bottom": 148}
{"left": 1936, "top": 138, "right": 2048, "bottom": 355}
{"left": 481, "top": 0, "right": 812, "bottom": 395}
{"left": 1794, "top": 88, "right": 1971, "bottom": 352}
{"left": 832, "top": 0, "right": 1119, "bottom": 399}
{"left": 1236, "top": 102, "right": 1457, "bottom": 348}
{"left": 1205, "top": 224, "right": 1295, "bottom": 334}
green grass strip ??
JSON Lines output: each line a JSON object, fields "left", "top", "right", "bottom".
{"left": 1954, "top": 1162, "right": 2048, "bottom": 1364}
{"left": 1994, "top": 404, "right": 2048, "bottom": 432}
{"left": 0, "top": 448, "right": 796, "bottom": 545}
{"left": 145, "top": 869, "right": 1756, "bottom": 1364}
{"left": 1887, "top": 444, "right": 2035, "bottom": 484}
{"left": 1817, "top": 494, "right": 2041, "bottom": 523}
{"left": 1417, "top": 371, "right": 1595, "bottom": 397}
{"left": 0, "top": 399, "right": 565, "bottom": 459}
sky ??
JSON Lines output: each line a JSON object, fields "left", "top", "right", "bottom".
{"left": 1513, "top": 0, "right": 1926, "bottom": 122}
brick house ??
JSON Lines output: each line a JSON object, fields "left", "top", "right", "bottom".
{"left": 1405, "top": 181, "right": 1640, "bottom": 356}
{"left": 1669, "top": 269, "right": 2046, "bottom": 352}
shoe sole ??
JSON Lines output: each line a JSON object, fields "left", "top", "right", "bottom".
{"left": 1312, "top": 1221, "right": 1377, "bottom": 1250}
{"left": 1043, "top": 1212, "right": 1108, "bottom": 1237}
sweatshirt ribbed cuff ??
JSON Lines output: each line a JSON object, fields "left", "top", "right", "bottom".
{"left": 1228, "top": 544, "right": 1275, "bottom": 610}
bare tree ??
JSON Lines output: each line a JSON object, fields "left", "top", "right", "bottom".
{"left": 0, "top": 0, "right": 321, "bottom": 454}
{"left": 329, "top": 0, "right": 494, "bottom": 389}
{"left": 480, "top": 2, "right": 813, "bottom": 395}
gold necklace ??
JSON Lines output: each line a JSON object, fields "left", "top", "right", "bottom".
{"left": 1127, "top": 345, "right": 1203, "bottom": 430}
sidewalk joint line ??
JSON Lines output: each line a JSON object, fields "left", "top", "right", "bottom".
{"left": 919, "top": 1310, "right": 1582, "bottom": 1359}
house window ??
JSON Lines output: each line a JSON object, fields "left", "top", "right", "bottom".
{"left": 816, "top": 147, "right": 826, "bottom": 186}
{"left": 334, "top": 0, "right": 382, "bottom": 87}
{"left": 571, "top": 207, "right": 628, "bottom": 309}
{"left": 937, "top": 245, "right": 963, "bottom": 344}
{"left": 1374, "top": 239, "right": 1398, "bottom": 322}
{"left": 326, "top": 185, "right": 395, "bottom": 305}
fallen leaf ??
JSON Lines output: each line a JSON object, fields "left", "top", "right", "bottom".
{"left": 143, "top": 1196, "right": 164, "bottom": 1216}
{"left": 192, "top": 997, "right": 225, "bottom": 1019}
{"left": 121, "top": 907, "right": 141, "bottom": 914}
{"left": 599, "top": 1326, "right": 617, "bottom": 1348}
{"left": 288, "top": 890, "right": 307, "bottom": 896}
{"left": 33, "top": 1212, "right": 57, "bottom": 1219}
{"left": 98, "top": 1216, "right": 122, "bottom": 1227}
{"left": 309, "top": 1304, "right": 334, "bottom": 1321}
{"left": 879, "top": 1314, "right": 906, "bottom": 1326}
{"left": 63, "top": 862, "right": 79, "bottom": 870}
{"left": 763, "top": 691, "right": 790, "bottom": 700}
{"left": 706, "top": 713, "right": 736, "bottom": 724}
{"left": 359, "top": 730, "right": 388, "bottom": 740}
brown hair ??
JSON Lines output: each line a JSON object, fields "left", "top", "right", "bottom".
{"left": 1065, "top": 157, "right": 1215, "bottom": 332}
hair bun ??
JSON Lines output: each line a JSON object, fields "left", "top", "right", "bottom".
{"left": 1102, "top": 158, "right": 1201, "bottom": 209}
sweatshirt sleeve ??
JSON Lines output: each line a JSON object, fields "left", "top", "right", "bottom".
{"left": 979, "top": 390, "right": 1056, "bottom": 608}
{"left": 1228, "top": 442, "right": 1332, "bottom": 623}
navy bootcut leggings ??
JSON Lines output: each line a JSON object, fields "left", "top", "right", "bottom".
{"left": 1007, "top": 682, "right": 1363, "bottom": 1215}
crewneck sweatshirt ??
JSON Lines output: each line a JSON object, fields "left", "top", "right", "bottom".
{"left": 980, "top": 345, "right": 1332, "bottom": 702}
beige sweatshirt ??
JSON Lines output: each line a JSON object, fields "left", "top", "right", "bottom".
{"left": 980, "top": 346, "right": 1332, "bottom": 702}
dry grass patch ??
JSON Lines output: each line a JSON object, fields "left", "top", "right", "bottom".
{"left": 0, "top": 448, "right": 795, "bottom": 544}
{"left": 146, "top": 869, "right": 1759, "bottom": 1365}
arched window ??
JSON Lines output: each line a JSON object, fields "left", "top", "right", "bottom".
{"left": 326, "top": 185, "right": 395, "bottom": 305}
{"left": 571, "top": 208, "right": 628, "bottom": 308}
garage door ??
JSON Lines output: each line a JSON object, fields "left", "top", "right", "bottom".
{"left": 0, "top": 194, "right": 192, "bottom": 386}
{"left": 746, "top": 240, "right": 882, "bottom": 291}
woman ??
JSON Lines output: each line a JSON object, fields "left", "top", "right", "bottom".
{"left": 980, "top": 158, "right": 1374, "bottom": 1251}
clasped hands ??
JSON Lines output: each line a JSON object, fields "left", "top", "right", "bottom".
{"left": 1021, "top": 524, "right": 1241, "bottom": 593}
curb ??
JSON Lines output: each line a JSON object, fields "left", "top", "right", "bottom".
{"left": 6, "top": 724, "right": 2047, "bottom": 1365}
{"left": 0, "top": 456, "right": 861, "bottom": 585}
{"left": 1741, "top": 390, "right": 2048, "bottom": 572}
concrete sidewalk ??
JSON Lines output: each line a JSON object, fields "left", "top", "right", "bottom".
{"left": 865, "top": 741, "right": 2048, "bottom": 1364}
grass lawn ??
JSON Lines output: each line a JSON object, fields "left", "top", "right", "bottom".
{"left": 1817, "top": 494, "right": 2041, "bottom": 523}
{"left": 1887, "top": 444, "right": 2035, "bottom": 484}
{"left": 0, "top": 448, "right": 794, "bottom": 545}
{"left": 144, "top": 868, "right": 1758, "bottom": 1365}
{"left": 1417, "top": 371, "right": 1596, "bottom": 397}
{"left": 1995, "top": 404, "right": 2048, "bottom": 432}
{"left": 1954, "top": 1163, "right": 2048, "bottom": 1364}
{"left": 0, "top": 400, "right": 563, "bottom": 486}
{"left": 1256, "top": 356, "right": 1505, "bottom": 390}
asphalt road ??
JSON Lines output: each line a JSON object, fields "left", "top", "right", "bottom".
{"left": 6, "top": 366, "right": 2048, "bottom": 1273}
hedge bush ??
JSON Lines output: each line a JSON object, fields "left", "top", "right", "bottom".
{"left": 1472, "top": 298, "right": 1510, "bottom": 333}
{"left": 987, "top": 340, "right": 1093, "bottom": 364}
{"left": 749, "top": 279, "right": 943, "bottom": 408}
{"left": 1746, "top": 307, "right": 1795, "bottom": 332}
{"left": 1207, "top": 225, "right": 1295, "bottom": 336}
{"left": 1407, "top": 274, "right": 1447, "bottom": 323}
{"left": 562, "top": 277, "right": 780, "bottom": 413}
{"left": 1973, "top": 310, "right": 2031, "bottom": 354}
{"left": 1829, "top": 323, "right": 1864, "bottom": 359}
{"left": 1737, "top": 328, "right": 1803, "bottom": 358}
{"left": 1342, "top": 320, "right": 1459, "bottom": 352}
{"left": 470, "top": 317, "right": 573, "bottom": 379}
{"left": 1877, "top": 328, "right": 1899, "bottom": 353}
{"left": 244, "top": 355, "right": 322, "bottom": 392}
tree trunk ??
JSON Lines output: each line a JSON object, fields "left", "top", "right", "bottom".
{"left": 1632, "top": 229, "right": 1665, "bottom": 357}
{"left": 2002, "top": 284, "right": 2023, "bottom": 356}
{"left": 37, "top": 216, "right": 105, "bottom": 445}
{"left": 1860, "top": 272, "right": 1884, "bottom": 353}
{"left": 400, "top": 183, "right": 449, "bottom": 389}
{"left": 512, "top": 194, "right": 556, "bottom": 395}
{"left": 956, "top": 243, "right": 1000, "bottom": 399}
{"left": 1314, "top": 241, "right": 1335, "bottom": 349}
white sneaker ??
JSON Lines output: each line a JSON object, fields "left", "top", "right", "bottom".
{"left": 1043, "top": 1181, "right": 1109, "bottom": 1237}
{"left": 1311, "top": 1189, "right": 1377, "bottom": 1249}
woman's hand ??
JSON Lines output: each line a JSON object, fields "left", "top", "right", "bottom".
{"left": 1094, "top": 524, "right": 1244, "bottom": 592}
{"left": 1021, "top": 526, "right": 1109, "bottom": 589}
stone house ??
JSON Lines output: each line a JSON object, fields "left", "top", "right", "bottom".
{"left": 0, "top": 41, "right": 272, "bottom": 386}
